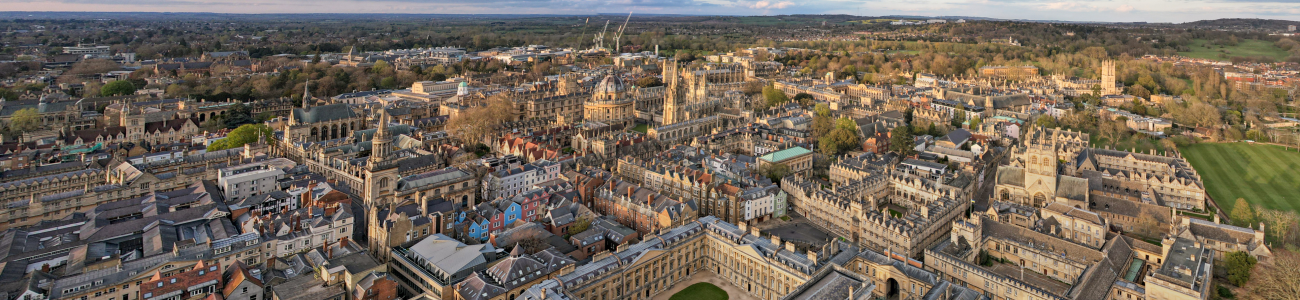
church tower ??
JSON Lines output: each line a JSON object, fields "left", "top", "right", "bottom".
{"left": 364, "top": 110, "right": 400, "bottom": 261}
{"left": 1101, "top": 60, "right": 1119, "bottom": 96}
{"left": 662, "top": 59, "right": 682, "bottom": 125}
{"left": 1023, "top": 127, "right": 1059, "bottom": 207}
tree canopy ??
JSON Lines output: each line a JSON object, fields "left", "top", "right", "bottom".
{"left": 818, "top": 117, "right": 860, "bottom": 156}
{"left": 7, "top": 107, "right": 41, "bottom": 134}
{"left": 889, "top": 126, "right": 916, "bottom": 157}
{"left": 207, "top": 124, "right": 273, "bottom": 151}
{"left": 1226, "top": 251, "right": 1258, "bottom": 286}
{"left": 445, "top": 95, "right": 517, "bottom": 146}
{"left": 762, "top": 84, "right": 790, "bottom": 108}
{"left": 100, "top": 80, "right": 137, "bottom": 97}
{"left": 203, "top": 103, "right": 256, "bottom": 131}
{"left": 1230, "top": 198, "right": 1256, "bottom": 228}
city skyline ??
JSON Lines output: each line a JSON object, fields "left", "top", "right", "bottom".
{"left": 2, "top": 0, "right": 1300, "bottom": 23}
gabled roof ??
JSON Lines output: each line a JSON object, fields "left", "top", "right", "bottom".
{"left": 291, "top": 103, "right": 358, "bottom": 124}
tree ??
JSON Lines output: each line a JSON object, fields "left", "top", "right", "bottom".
{"left": 635, "top": 76, "right": 662, "bottom": 88}
{"left": 818, "top": 117, "right": 862, "bottom": 156}
{"left": 812, "top": 104, "right": 833, "bottom": 139}
{"left": 889, "top": 126, "right": 916, "bottom": 157}
{"left": 762, "top": 84, "right": 790, "bottom": 108}
{"left": 100, "top": 80, "right": 137, "bottom": 97}
{"left": 792, "top": 93, "right": 814, "bottom": 106}
{"left": 60, "top": 59, "right": 120, "bottom": 83}
{"left": 950, "top": 109, "right": 967, "bottom": 128}
{"left": 210, "top": 103, "right": 255, "bottom": 130}
{"left": 207, "top": 124, "right": 273, "bottom": 151}
{"left": 1035, "top": 115, "right": 1058, "bottom": 129}
{"left": 7, "top": 108, "right": 40, "bottom": 133}
{"left": 758, "top": 163, "right": 791, "bottom": 182}
{"left": 371, "top": 60, "right": 392, "bottom": 74}
{"left": 567, "top": 216, "right": 592, "bottom": 236}
{"left": 1257, "top": 207, "right": 1299, "bottom": 245}
{"left": 1226, "top": 251, "right": 1258, "bottom": 286}
{"left": 1132, "top": 212, "right": 1164, "bottom": 238}
{"left": 1239, "top": 249, "right": 1300, "bottom": 300}
{"left": 444, "top": 95, "right": 517, "bottom": 146}
{"left": 1230, "top": 198, "right": 1256, "bottom": 227}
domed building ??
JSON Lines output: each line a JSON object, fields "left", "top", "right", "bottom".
{"left": 583, "top": 73, "right": 636, "bottom": 128}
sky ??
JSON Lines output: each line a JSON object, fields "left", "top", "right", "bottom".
{"left": 2, "top": 0, "right": 1299, "bottom": 23}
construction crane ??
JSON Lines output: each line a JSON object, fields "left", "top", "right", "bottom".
{"left": 577, "top": 18, "right": 590, "bottom": 49}
{"left": 613, "top": 12, "right": 632, "bottom": 54}
{"left": 593, "top": 20, "right": 610, "bottom": 52}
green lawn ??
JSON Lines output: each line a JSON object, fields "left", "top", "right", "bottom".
{"left": 631, "top": 124, "right": 649, "bottom": 134}
{"left": 670, "top": 283, "right": 728, "bottom": 300}
{"left": 1181, "top": 143, "right": 1300, "bottom": 215}
{"left": 1178, "top": 39, "right": 1291, "bottom": 61}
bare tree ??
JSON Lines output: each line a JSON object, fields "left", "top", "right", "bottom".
{"left": 444, "top": 95, "right": 518, "bottom": 146}
{"left": 1241, "top": 249, "right": 1300, "bottom": 300}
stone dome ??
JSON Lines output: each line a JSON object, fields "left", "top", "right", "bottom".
{"left": 593, "top": 74, "right": 626, "bottom": 95}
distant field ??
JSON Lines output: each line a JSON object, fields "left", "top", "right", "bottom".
{"left": 1180, "top": 143, "right": 1300, "bottom": 215}
{"left": 1178, "top": 39, "right": 1291, "bottom": 61}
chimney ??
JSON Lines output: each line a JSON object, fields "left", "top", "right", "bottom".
{"left": 325, "top": 240, "right": 334, "bottom": 259}
{"left": 785, "top": 242, "right": 795, "bottom": 253}
{"left": 341, "top": 237, "right": 349, "bottom": 248}
{"left": 302, "top": 186, "right": 315, "bottom": 208}
{"left": 771, "top": 235, "right": 781, "bottom": 246}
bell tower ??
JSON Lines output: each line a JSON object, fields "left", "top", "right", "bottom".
{"left": 1023, "top": 128, "right": 1059, "bottom": 207}
{"left": 1101, "top": 60, "right": 1119, "bottom": 96}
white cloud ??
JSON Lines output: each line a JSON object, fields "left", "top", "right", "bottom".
{"left": 741, "top": 0, "right": 794, "bottom": 9}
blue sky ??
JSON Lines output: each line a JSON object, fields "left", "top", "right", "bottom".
{"left": 3, "top": 0, "right": 1299, "bottom": 23}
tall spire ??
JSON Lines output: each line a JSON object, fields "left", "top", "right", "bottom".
{"left": 302, "top": 80, "right": 313, "bottom": 110}
{"left": 369, "top": 109, "right": 393, "bottom": 166}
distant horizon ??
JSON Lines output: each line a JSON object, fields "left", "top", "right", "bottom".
{"left": 1, "top": 0, "right": 1298, "bottom": 23}
{"left": 0, "top": 11, "right": 1294, "bottom": 25}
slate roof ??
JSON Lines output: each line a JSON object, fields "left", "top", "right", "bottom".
{"left": 291, "top": 103, "right": 358, "bottom": 124}
{"left": 995, "top": 166, "right": 1024, "bottom": 187}
{"left": 1054, "top": 175, "right": 1090, "bottom": 202}
{"left": 1187, "top": 218, "right": 1258, "bottom": 245}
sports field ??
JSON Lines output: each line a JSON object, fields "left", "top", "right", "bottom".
{"left": 1178, "top": 39, "right": 1291, "bottom": 61}
{"left": 1180, "top": 143, "right": 1300, "bottom": 214}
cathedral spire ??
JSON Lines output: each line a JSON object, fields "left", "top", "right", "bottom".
{"left": 302, "top": 80, "right": 313, "bottom": 110}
